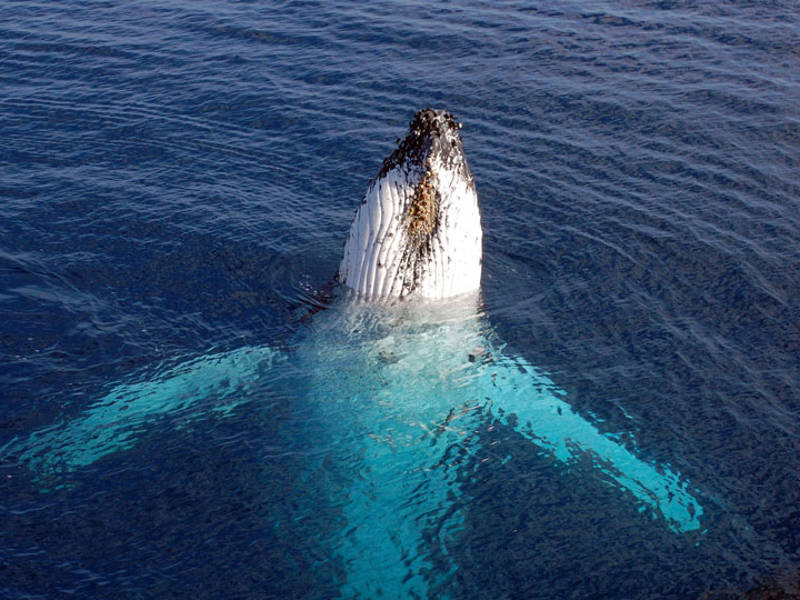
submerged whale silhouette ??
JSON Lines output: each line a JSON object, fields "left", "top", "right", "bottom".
{"left": 2, "top": 109, "right": 704, "bottom": 598}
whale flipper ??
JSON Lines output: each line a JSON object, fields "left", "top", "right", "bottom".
{"left": 472, "top": 348, "right": 702, "bottom": 534}
{"left": 2, "top": 346, "right": 284, "bottom": 476}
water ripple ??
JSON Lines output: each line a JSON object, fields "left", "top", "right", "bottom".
{"left": 2, "top": 0, "right": 799, "bottom": 597}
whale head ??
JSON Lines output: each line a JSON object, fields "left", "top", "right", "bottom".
{"left": 339, "top": 109, "right": 482, "bottom": 301}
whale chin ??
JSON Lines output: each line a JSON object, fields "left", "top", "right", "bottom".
{"left": 338, "top": 109, "right": 482, "bottom": 301}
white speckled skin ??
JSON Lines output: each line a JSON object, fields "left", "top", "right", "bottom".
{"left": 338, "top": 110, "right": 482, "bottom": 301}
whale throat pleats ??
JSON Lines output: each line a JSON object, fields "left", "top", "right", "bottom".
{"left": 339, "top": 109, "right": 482, "bottom": 300}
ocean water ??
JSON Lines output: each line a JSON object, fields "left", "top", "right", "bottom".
{"left": 1, "top": 1, "right": 799, "bottom": 599}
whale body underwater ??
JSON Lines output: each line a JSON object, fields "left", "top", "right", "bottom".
{"left": 3, "top": 110, "right": 705, "bottom": 598}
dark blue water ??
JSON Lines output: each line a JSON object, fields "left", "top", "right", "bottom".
{"left": 2, "top": 1, "right": 799, "bottom": 598}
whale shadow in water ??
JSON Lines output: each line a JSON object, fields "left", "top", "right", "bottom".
{"left": 1, "top": 110, "right": 706, "bottom": 599}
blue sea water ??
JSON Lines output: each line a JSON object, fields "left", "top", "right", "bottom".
{"left": 1, "top": 1, "right": 799, "bottom": 598}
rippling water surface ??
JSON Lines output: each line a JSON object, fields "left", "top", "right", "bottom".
{"left": 2, "top": 1, "right": 799, "bottom": 599}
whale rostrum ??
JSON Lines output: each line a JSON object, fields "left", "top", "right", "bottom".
{"left": 339, "top": 109, "right": 482, "bottom": 300}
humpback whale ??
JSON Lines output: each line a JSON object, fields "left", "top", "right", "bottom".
{"left": 2, "top": 109, "right": 704, "bottom": 598}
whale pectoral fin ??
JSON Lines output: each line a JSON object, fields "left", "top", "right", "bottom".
{"left": 471, "top": 350, "right": 704, "bottom": 533}
{"left": 4, "top": 345, "right": 285, "bottom": 478}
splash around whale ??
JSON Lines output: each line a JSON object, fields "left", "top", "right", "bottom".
{"left": 1, "top": 109, "right": 705, "bottom": 599}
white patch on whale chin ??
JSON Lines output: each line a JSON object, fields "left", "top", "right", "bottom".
{"left": 339, "top": 155, "right": 482, "bottom": 301}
